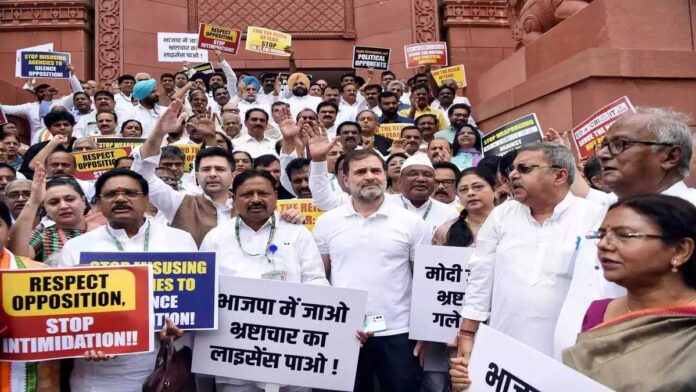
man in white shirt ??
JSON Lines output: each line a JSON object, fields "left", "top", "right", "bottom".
{"left": 281, "top": 73, "right": 322, "bottom": 120}
{"left": 114, "top": 74, "right": 135, "bottom": 109}
{"left": 234, "top": 108, "right": 277, "bottom": 158}
{"left": 454, "top": 142, "right": 605, "bottom": 386}
{"left": 132, "top": 79, "right": 167, "bottom": 137}
{"left": 432, "top": 161, "right": 460, "bottom": 207}
{"left": 554, "top": 107, "right": 696, "bottom": 358}
{"left": 313, "top": 149, "right": 430, "bottom": 392}
{"left": 60, "top": 168, "right": 198, "bottom": 392}
{"left": 74, "top": 91, "right": 134, "bottom": 138}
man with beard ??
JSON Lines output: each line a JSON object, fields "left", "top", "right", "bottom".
{"left": 337, "top": 122, "right": 361, "bottom": 154}
{"left": 313, "top": 149, "right": 430, "bottom": 392}
{"left": 4, "top": 179, "right": 33, "bottom": 219}
{"left": 357, "top": 110, "right": 392, "bottom": 156}
{"left": 237, "top": 76, "right": 272, "bottom": 121}
{"left": 427, "top": 138, "right": 452, "bottom": 164}
{"left": 282, "top": 72, "right": 322, "bottom": 120}
{"left": 322, "top": 86, "right": 341, "bottom": 105}
{"left": 132, "top": 79, "right": 167, "bottom": 137}
{"left": 132, "top": 100, "right": 235, "bottom": 245}
{"left": 95, "top": 111, "right": 118, "bottom": 136}
{"left": 212, "top": 86, "right": 231, "bottom": 109}
{"left": 434, "top": 103, "right": 472, "bottom": 143}
{"left": 378, "top": 92, "right": 414, "bottom": 124}
{"left": 235, "top": 108, "right": 277, "bottom": 158}
{"left": 259, "top": 72, "right": 277, "bottom": 97}
{"left": 317, "top": 101, "right": 339, "bottom": 139}
{"left": 253, "top": 154, "right": 295, "bottom": 199}
{"left": 430, "top": 85, "right": 477, "bottom": 128}
{"left": 74, "top": 90, "right": 134, "bottom": 138}
{"left": 399, "top": 126, "right": 423, "bottom": 156}
{"left": 399, "top": 84, "right": 447, "bottom": 131}
{"left": 200, "top": 169, "right": 328, "bottom": 391}
{"left": 71, "top": 92, "right": 94, "bottom": 123}
{"left": 432, "top": 161, "right": 460, "bottom": 206}
{"left": 286, "top": 158, "right": 312, "bottom": 199}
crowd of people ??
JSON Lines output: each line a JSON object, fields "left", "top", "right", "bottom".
{"left": 1, "top": 45, "right": 696, "bottom": 392}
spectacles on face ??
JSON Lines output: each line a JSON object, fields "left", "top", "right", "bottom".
{"left": 594, "top": 138, "right": 673, "bottom": 156}
{"left": 457, "top": 183, "right": 487, "bottom": 193}
{"left": 99, "top": 190, "right": 144, "bottom": 201}
{"left": 585, "top": 229, "right": 670, "bottom": 244}
{"left": 509, "top": 163, "right": 562, "bottom": 175}
{"left": 6, "top": 191, "right": 31, "bottom": 200}
{"left": 435, "top": 179, "right": 456, "bottom": 187}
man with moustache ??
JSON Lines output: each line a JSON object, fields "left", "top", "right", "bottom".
{"left": 21, "top": 111, "right": 77, "bottom": 179}
{"left": 235, "top": 108, "right": 277, "bottom": 158}
{"left": 95, "top": 111, "right": 118, "bottom": 136}
{"left": 432, "top": 161, "right": 460, "bottom": 206}
{"left": 451, "top": 143, "right": 605, "bottom": 391}
{"left": 378, "top": 92, "right": 414, "bottom": 125}
{"left": 4, "top": 179, "right": 32, "bottom": 220}
{"left": 434, "top": 103, "right": 473, "bottom": 144}
{"left": 253, "top": 154, "right": 295, "bottom": 199}
{"left": 237, "top": 76, "right": 272, "bottom": 124}
{"left": 286, "top": 158, "right": 312, "bottom": 199}
{"left": 212, "top": 86, "right": 231, "bottom": 109}
{"left": 317, "top": 101, "right": 339, "bottom": 139}
{"left": 399, "top": 84, "right": 447, "bottom": 131}
{"left": 159, "top": 73, "right": 176, "bottom": 106}
{"left": 71, "top": 92, "right": 94, "bottom": 123}
{"left": 74, "top": 90, "right": 134, "bottom": 138}
{"left": 221, "top": 111, "right": 243, "bottom": 141}
{"left": 258, "top": 72, "right": 277, "bottom": 97}
{"left": 362, "top": 84, "right": 383, "bottom": 117}
{"left": 427, "top": 138, "right": 452, "bottom": 164}
{"left": 337, "top": 122, "right": 362, "bottom": 154}
{"left": 282, "top": 72, "right": 322, "bottom": 120}
{"left": 399, "top": 126, "right": 423, "bottom": 156}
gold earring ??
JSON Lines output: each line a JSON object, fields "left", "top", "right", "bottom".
{"left": 672, "top": 259, "right": 679, "bottom": 273}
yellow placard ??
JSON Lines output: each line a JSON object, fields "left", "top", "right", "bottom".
{"left": 245, "top": 26, "right": 292, "bottom": 57}
{"left": 377, "top": 123, "right": 411, "bottom": 140}
{"left": 276, "top": 199, "right": 324, "bottom": 231}
{"left": 73, "top": 147, "right": 132, "bottom": 181}
{"left": 2, "top": 269, "right": 136, "bottom": 317}
{"left": 173, "top": 143, "right": 202, "bottom": 172}
{"left": 431, "top": 65, "right": 467, "bottom": 88}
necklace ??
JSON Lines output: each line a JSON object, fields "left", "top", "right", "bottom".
{"left": 625, "top": 292, "right": 696, "bottom": 312}
{"left": 235, "top": 214, "right": 276, "bottom": 263}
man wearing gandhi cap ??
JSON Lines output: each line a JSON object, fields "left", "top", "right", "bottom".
{"left": 397, "top": 153, "right": 459, "bottom": 233}
{"left": 281, "top": 72, "right": 322, "bottom": 120}
{"left": 132, "top": 79, "right": 167, "bottom": 137}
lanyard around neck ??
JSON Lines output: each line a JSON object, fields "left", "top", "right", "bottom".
{"left": 235, "top": 214, "right": 276, "bottom": 263}
{"left": 401, "top": 196, "right": 433, "bottom": 221}
{"left": 105, "top": 221, "right": 150, "bottom": 251}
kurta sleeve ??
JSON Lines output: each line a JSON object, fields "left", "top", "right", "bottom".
{"left": 461, "top": 208, "right": 499, "bottom": 322}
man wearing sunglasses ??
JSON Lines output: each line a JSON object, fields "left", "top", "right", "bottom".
{"left": 451, "top": 142, "right": 605, "bottom": 390}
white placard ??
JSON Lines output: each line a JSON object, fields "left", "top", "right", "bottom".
{"left": 157, "top": 33, "right": 208, "bottom": 63}
{"left": 15, "top": 43, "right": 54, "bottom": 77}
{"left": 192, "top": 276, "right": 368, "bottom": 391}
{"left": 467, "top": 325, "right": 612, "bottom": 392}
{"left": 409, "top": 245, "right": 473, "bottom": 343}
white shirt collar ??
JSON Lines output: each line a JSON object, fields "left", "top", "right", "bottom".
{"left": 343, "top": 196, "right": 391, "bottom": 218}
{"left": 519, "top": 191, "right": 575, "bottom": 221}
{"left": 105, "top": 219, "right": 149, "bottom": 240}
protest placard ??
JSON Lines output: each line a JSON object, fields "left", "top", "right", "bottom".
{"left": 276, "top": 199, "right": 324, "bottom": 231}
{"left": 404, "top": 42, "right": 448, "bottom": 69}
{"left": 186, "top": 62, "right": 215, "bottom": 78}
{"left": 572, "top": 96, "right": 635, "bottom": 159}
{"left": 409, "top": 245, "right": 473, "bottom": 343}
{"left": 377, "top": 123, "right": 411, "bottom": 140}
{"left": 352, "top": 46, "right": 390, "bottom": 71}
{"left": 173, "top": 143, "right": 201, "bottom": 172}
{"left": 157, "top": 32, "right": 208, "bottom": 63}
{"left": 197, "top": 23, "right": 242, "bottom": 54}
{"left": 0, "top": 265, "right": 153, "bottom": 361}
{"left": 245, "top": 26, "right": 292, "bottom": 57}
{"left": 15, "top": 43, "right": 53, "bottom": 77}
{"left": 17, "top": 51, "right": 71, "bottom": 79}
{"left": 467, "top": 325, "right": 612, "bottom": 392}
{"left": 192, "top": 276, "right": 367, "bottom": 391}
{"left": 72, "top": 147, "right": 132, "bottom": 181}
{"left": 80, "top": 252, "right": 218, "bottom": 330}
{"left": 93, "top": 137, "right": 146, "bottom": 150}
{"left": 481, "top": 113, "right": 543, "bottom": 157}
{"left": 431, "top": 65, "right": 467, "bottom": 88}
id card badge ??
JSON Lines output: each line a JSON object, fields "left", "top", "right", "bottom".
{"left": 363, "top": 314, "right": 387, "bottom": 333}
{"left": 261, "top": 271, "right": 287, "bottom": 281}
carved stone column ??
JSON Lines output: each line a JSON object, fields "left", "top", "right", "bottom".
{"left": 412, "top": 0, "right": 441, "bottom": 43}
{"left": 95, "top": 0, "right": 122, "bottom": 88}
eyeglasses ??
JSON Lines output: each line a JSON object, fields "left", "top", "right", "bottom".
{"left": 435, "top": 179, "right": 456, "bottom": 187}
{"left": 594, "top": 138, "right": 673, "bottom": 156}
{"left": 99, "top": 190, "right": 144, "bottom": 200}
{"left": 585, "top": 229, "right": 670, "bottom": 244}
{"left": 509, "top": 164, "right": 562, "bottom": 175}
{"left": 458, "top": 183, "right": 487, "bottom": 193}
{"left": 6, "top": 191, "right": 31, "bottom": 200}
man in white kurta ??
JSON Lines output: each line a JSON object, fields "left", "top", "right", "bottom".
{"left": 200, "top": 169, "right": 328, "bottom": 392}
{"left": 60, "top": 168, "right": 198, "bottom": 392}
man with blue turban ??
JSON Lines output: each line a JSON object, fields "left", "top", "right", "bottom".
{"left": 132, "top": 79, "right": 167, "bottom": 137}
{"left": 237, "top": 75, "right": 272, "bottom": 129}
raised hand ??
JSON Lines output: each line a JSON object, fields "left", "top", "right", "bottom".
{"left": 389, "top": 138, "right": 407, "bottom": 154}
{"left": 29, "top": 164, "right": 47, "bottom": 205}
{"left": 197, "top": 108, "right": 217, "bottom": 138}
{"left": 303, "top": 120, "right": 339, "bottom": 162}
{"left": 155, "top": 99, "right": 186, "bottom": 135}
{"left": 278, "top": 106, "right": 300, "bottom": 140}
{"left": 49, "top": 134, "right": 68, "bottom": 147}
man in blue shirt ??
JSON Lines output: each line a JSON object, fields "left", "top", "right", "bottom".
{"left": 377, "top": 92, "right": 415, "bottom": 125}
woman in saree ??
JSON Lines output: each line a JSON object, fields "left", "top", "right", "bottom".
{"left": 563, "top": 194, "right": 696, "bottom": 391}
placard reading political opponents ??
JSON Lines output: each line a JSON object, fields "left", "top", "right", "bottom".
{"left": 18, "top": 51, "right": 71, "bottom": 79}
{"left": 467, "top": 325, "right": 612, "bottom": 392}
{"left": 409, "top": 245, "right": 473, "bottom": 343}
{"left": 404, "top": 42, "right": 448, "bottom": 69}
{"left": 157, "top": 32, "right": 208, "bottom": 62}
{"left": 72, "top": 147, "right": 132, "bottom": 181}
{"left": 80, "top": 252, "right": 217, "bottom": 331}
{"left": 198, "top": 23, "right": 242, "bottom": 54}
{"left": 245, "top": 26, "right": 292, "bottom": 57}
{"left": 173, "top": 143, "right": 201, "bottom": 172}
{"left": 572, "top": 96, "right": 635, "bottom": 159}
{"left": 192, "top": 276, "right": 368, "bottom": 391}
{"left": 431, "top": 65, "right": 467, "bottom": 88}
{"left": 352, "top": 46, "right": 390, "bottom": 71}
{"left": 276, "top": 199, "right": 324, "bottom": 231}
{"left": 0, "top": 265, "right": 153, "bottom": 361}
{"left": 482, "top": 113, "right": 543, "bottom": 157}
{"left": 377, "top": 123, "right": 411, "bottom": 140}
{"left": 94, "top": 137, "right": 146, "bottom": 149}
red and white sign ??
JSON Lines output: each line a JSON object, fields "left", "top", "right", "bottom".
{"left": 571, "top": 96, "right": 635, "bottom": 159}
{"left": 197, "top": 23, "right": 241, "bottom": 55}
{"left": 404, "top": 42, "right": 448, "bottom": 69}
